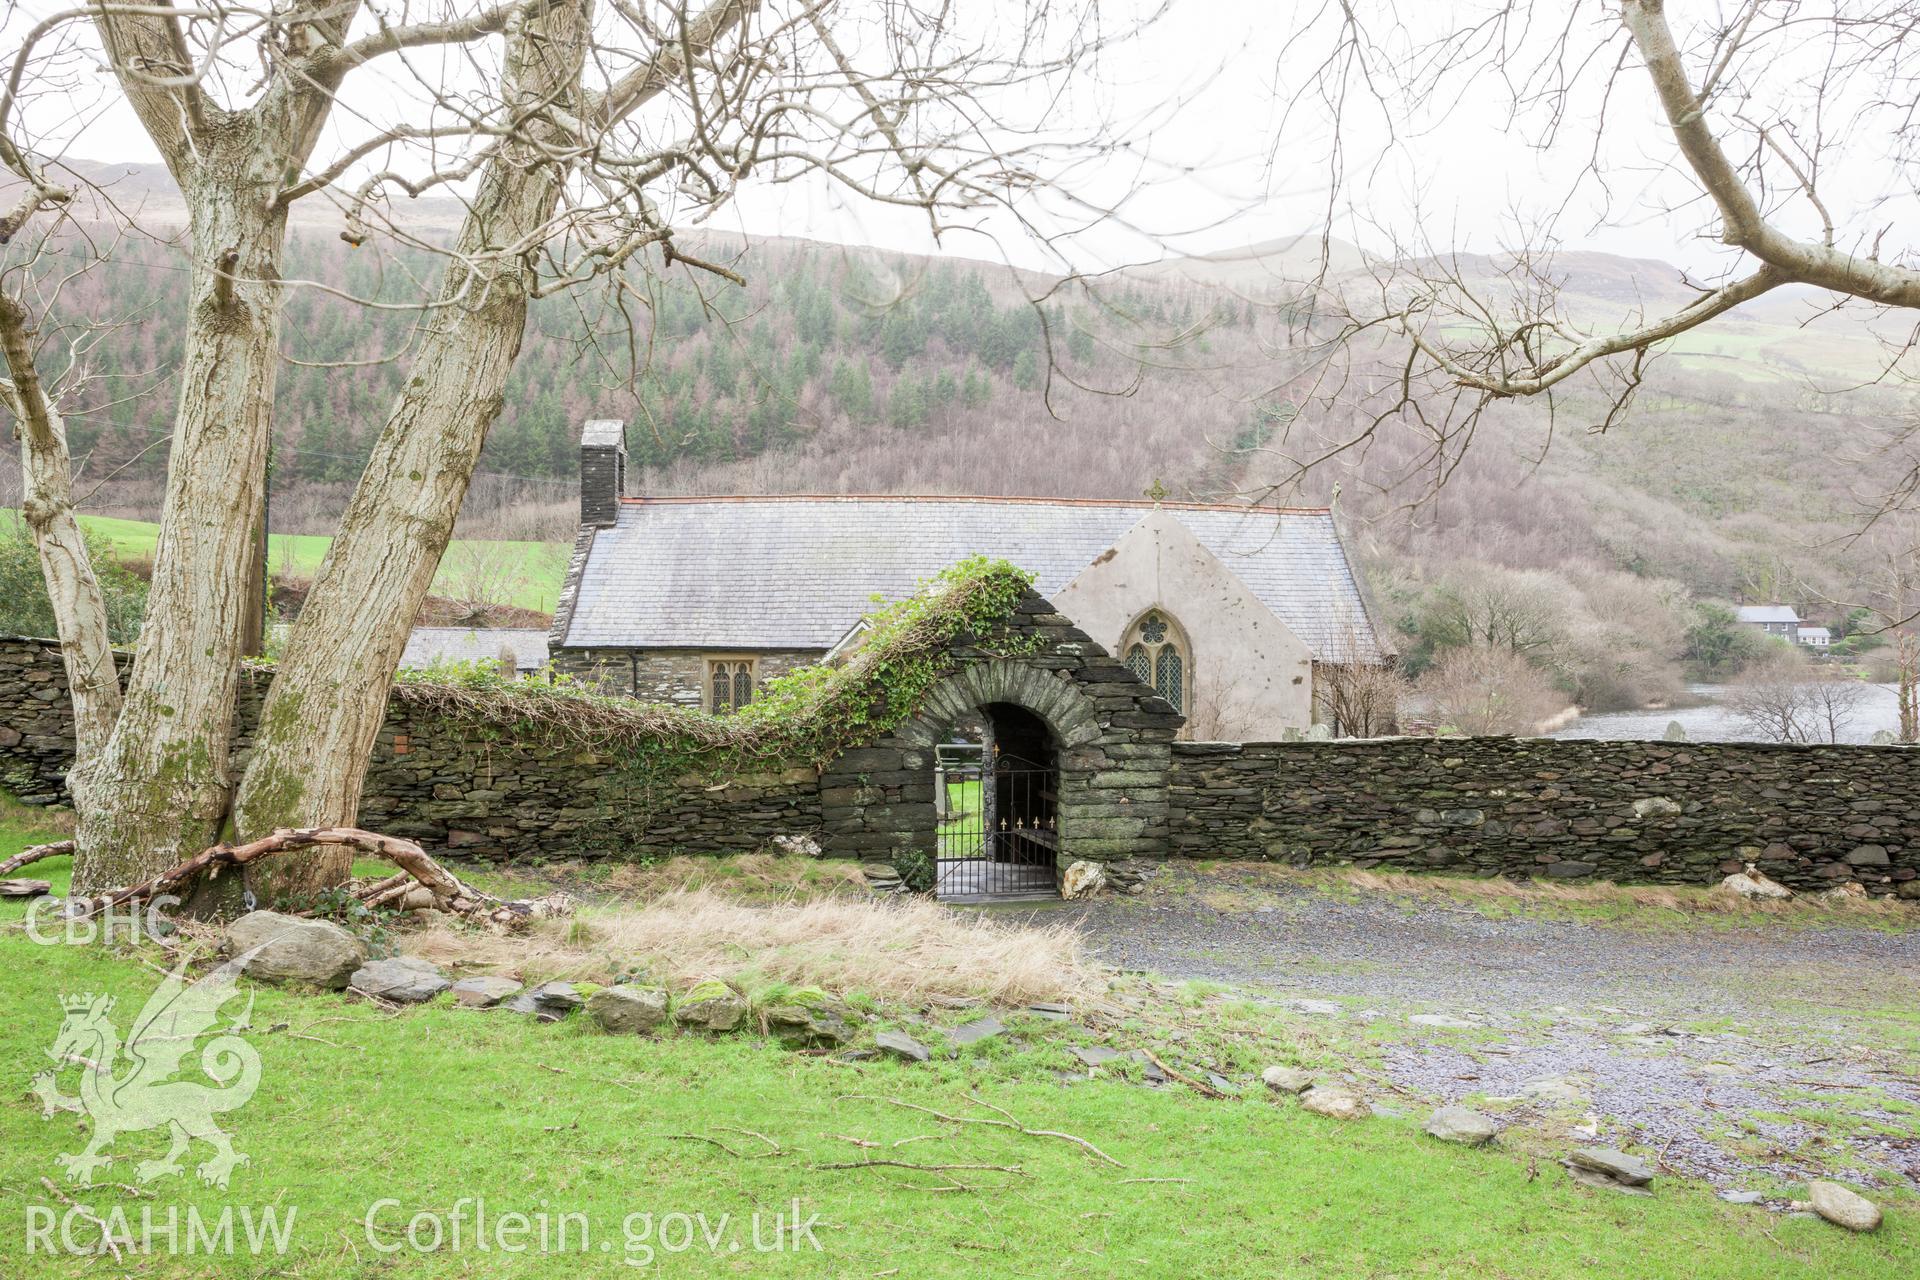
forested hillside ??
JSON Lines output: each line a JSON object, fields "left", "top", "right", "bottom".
{"left": 7, "top": 186, "right": 1913, "bottom": 711}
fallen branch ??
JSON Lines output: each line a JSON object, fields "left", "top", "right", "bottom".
{"left": 816, "top": 1160, "right": 1026, "bottom": 1174}
{"left": 66, "top": 827, "right": 570, "bottom": 931}
{"left": 837, "top": 1093, "right": 1124, "bottom": 1168}
{"left": 653, "top": 1131, "right": 782, "bottom": 1159}
{"left": 1137, "top": 1049, "right": 1227, "bottom": 1100}
{"left": 39, "top": 1177, "right": 122, "bottom": 1262}
{"left": 0, "top": 839, "right": 74, "bottom": 877}
{"left": 712, "top": 1126, "right": 782, "bottom": 1156}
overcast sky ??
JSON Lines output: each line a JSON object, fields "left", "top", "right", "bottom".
{"left": 23, "top": 1, "right": 1912, "bottom": 281}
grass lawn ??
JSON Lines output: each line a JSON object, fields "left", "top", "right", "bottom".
{"left": 936, "top": 778, "right": 982, "bottom": 857}
{"left": 1, "top": 816, "right": 1914, "bottom": 1276}
{"left": 65, "top": 513, "right": 567, "bottom": 614}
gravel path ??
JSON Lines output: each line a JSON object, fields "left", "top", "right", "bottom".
{"left": 1010, "top": 866, "right": 1920, "bottom": 1195}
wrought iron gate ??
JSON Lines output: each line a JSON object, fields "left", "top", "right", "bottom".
{"left": 934, "top": 753, "right": 1060, "bottom": 901}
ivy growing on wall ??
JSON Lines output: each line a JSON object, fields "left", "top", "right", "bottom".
{"left": 393, "top": 557, "right": 1040, "bottom": 805}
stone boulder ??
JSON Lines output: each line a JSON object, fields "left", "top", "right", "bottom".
{"left": 673, "top": 980, "right": 748, "bottom": 1033}
{"left": 1062, "top": 861, "right": 1108, "bottom": 899}
{"left": 770, "top": 834, "right": 824, "bottom": 858}
{"left": 1567, "top": 1147, "right": 1654, "bottom": 1188}
{"left": 1298, "top": 1085, "right": 1370, "bottom": 1120}
{"left": 350, "top": 956, "right": 451, "bottom": 1004}
{"left": 1720, "top": 864, "right": 1791, "bottom": 900}
{"left": 1260, "top": 1066, "right": 1316, "bottom": 1095}
{"left": 859, "top": 864, "right": 904, "bottom": 894}
{"left": 871, "top": 1028, "right": 929, "bottom": 1059}
{"left": 504, "top": 981, "right": 585, "bottom": 1021}
{"left": 225, "top": 911, "right": 367, "bottom": 990}
{"left": 875, "top": 1030, "right": 931, "bottom": 1063}
{"left": 1808, "top": 1181, "right": 1881, "bottom": 1232}
{"left": 764, "top": 995, "right": 858, "bottom": 1048}
{"left": 1424, "top": 1106, "right": 1498, "bottom": 1146}
{"left": 587, "top": 985, "right": 671, "bottom": 1035}
{"left": 947, "top": 1016, "right": 1006, "bottom": 1046}
{"left": 451, "top": 976, "right": 523, "bottom": 1008}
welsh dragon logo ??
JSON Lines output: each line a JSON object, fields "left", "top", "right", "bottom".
{"left": 31, "top": 948, "right": 265, "bottom": 1189}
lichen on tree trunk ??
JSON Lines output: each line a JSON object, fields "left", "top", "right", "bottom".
{"left": 233, "top": 0, "right": 595, "bottom": 902}
{"left": 0, "top": 293, "right": 123, "bottom": 765}
{"left": 67, "top": 165, "right": 291, "bottom": 893}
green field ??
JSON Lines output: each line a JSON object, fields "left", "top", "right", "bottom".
{"left": 1, "top": 810, "right": 1912, "bottom": 1277}
{"left": 69, "top": 514, "right": 567, "bottom": 614}
{"left": 937, "top": 778, "right": 982, "bottom": 856}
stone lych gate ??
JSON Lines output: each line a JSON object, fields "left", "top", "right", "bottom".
{"left": 817, "top": 590, "right": 1186, "bottom": 894}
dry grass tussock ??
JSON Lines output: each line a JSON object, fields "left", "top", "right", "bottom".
{"left": 501, "top": 852, "right": 867, "bottom": 899}
{"left": 405, "top": 887, "right": 1092, "bottom": 1007}
{"left": 1337, "top": 867, "right": 1915, "bottom": 919}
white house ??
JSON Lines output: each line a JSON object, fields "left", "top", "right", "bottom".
{"left": 1735, "top": 604, "right": 1801, "bottom": 643}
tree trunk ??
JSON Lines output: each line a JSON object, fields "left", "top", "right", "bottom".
{"left": 67, "top": 163, "right": 290, "bottom": 893}
{"left": 232, "top": 0, "right": 594, "bottom": 900}
{"left": 1900, "top": 633, "right": 1918, "bottom": 744}
{"left": 0, "top": 294, "right": 123, "bottom": 764}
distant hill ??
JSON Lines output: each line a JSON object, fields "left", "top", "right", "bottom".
{"left": 3, "top": 160, "right": 1909, "bottom": 676}
{"left": 1119, "top": 233, "right": 1369, "bottom": 292}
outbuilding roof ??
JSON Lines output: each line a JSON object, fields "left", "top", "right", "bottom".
{"left": 558, "top": 494, "right": 1383, "bottom": 662}
{"left": 401, "top": 627, "right": 550, "bottom": 672}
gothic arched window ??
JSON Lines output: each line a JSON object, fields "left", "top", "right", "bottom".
{"left": 1122, "top": 610, "right": 1189, "bottom": 714}
{"left": 706, "top": 657, "right": 756, "bottom": 713}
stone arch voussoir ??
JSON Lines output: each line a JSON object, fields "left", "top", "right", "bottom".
{"left": 908, "top": 659, "right": 1100, "bottom": 749}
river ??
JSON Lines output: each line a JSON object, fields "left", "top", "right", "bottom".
{"left": 1547, "top": 683, "right": 1907, "bottom": 745}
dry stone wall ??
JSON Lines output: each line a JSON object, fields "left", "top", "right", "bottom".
{"left": 1169, "top": 736, "right": 1920, "bottom": 894}
{"left": 0, "top": 636, "right": 818, "bottom": 860}
{"left": 7, "top": 633, "right": 1916, "bottom": 893}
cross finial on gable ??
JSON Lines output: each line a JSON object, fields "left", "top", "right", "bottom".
{"left": 1143, "top": 478, "right": 1167, "bottom": 506}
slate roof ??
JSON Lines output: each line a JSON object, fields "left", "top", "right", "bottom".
{"left": 560, "top": 495, "right": 1383, "bottom": 662}
{"left": 401, "top": 627, "right": 550, "bottom": 672}
{"left": 1735, "top": 605, "right": 1802, "bottom": 625}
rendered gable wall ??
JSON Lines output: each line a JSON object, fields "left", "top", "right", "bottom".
{"left": 1052, "top": 510, "right": 1314, "bottom": 739}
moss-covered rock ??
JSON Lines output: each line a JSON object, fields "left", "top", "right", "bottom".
{"left": 672, "top": 980, "right": 747, "bottom": 1033}
{"left": 764, "top": 995, "right": 858, "bottom": 1048}
{"left": 587, "top": 985, "right": 669, "bottom": 1034}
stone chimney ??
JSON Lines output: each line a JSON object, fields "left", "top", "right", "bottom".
{"left": 579, "top": 418, "right": 627, "bottom": 528}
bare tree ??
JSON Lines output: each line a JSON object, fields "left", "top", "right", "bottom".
{"left": 1182, "top": 669, "right": 1261, "bottom": 741}
{"left": 1416, "top": 644, "right": 1564, "bottom": 736}
{"left": 0, "top": 1, "right": 1139, "bottom": 894}
{"left": 1834, "top": 515, "right": 1920, "bottom": 741}
{"left": 1725, "top": 646, "right": 1866, "bottom": 743}
{"left": 1313, "top": 616, "right": 1401, "bottom": 737}
{"left": 1269, "top": 1, "right": 1920, "bottom": 495}
{"left": 0, "top": 234, "right": 122, "bottom": 767}
{"left": 1417, "top": 568, "right": 1566, "bottom": 660}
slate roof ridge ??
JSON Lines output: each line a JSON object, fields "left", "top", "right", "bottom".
{"left": 617, "top": 493, "right": 1334, "bottom": 517}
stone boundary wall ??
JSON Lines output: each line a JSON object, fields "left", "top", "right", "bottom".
{"left": 1169, "top": 737, "right": 1919, "bottom": 893}
{"left": 0, "top": 636, "right": 818, "bottom": 861}
{"left": 10, "top": 632, "right": 1916, "bottom": 893}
